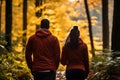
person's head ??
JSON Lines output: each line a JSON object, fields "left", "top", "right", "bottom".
{"left": 40, "top": 19, "right": 50, "bottom": 29}
{"left": 65, "top": 26, "right": 80, "bottom": 48}
{"left": 69, "top": 26, "right": 80, "bottom": 39}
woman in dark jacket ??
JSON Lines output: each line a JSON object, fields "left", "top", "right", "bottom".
{"left": 61, "top": 26, "right": 89, "bottom": 80}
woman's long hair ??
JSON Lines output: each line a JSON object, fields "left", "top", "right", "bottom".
{"left": 64, "top": 26, "right": 80, "bottom": 48}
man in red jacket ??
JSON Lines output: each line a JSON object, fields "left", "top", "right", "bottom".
{"left": 25, "top": 19, "right": 60, "bottom": 80}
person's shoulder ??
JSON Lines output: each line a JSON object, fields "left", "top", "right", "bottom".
{"left": 28, "top": 34, "right": 36, "bottom": 40}
{"left": 82, "top": 43, "right": 88, "bottom": 49}
{"left": 49, "top": 34, "right": 58, "bottom": 40}
{"left": 81, "top": 41, "right": 87, "bottom": 47}
{"left": 79, "top": 39, "right": 87, "bottom": 47}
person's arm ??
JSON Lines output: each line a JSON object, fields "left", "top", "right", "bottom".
{"left": 53, "top": 38, "right": 60, "bottom": 69}
{"left": 61, "top": 47, "right": 67, "bottom": 66}
{"left": 25, "top": 38, "right": 33, "bottom": 70}
{"left": 83, "top": 44, "right": 89, "bottom": 75}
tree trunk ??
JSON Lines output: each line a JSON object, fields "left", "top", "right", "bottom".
{"left": 84, "top": 0, "right": 95, "bottom": 57}
{"left": 111, "top": 0, "right": 120, "bottom": 51}
{"left": 23, "top": 0, "right": 27, "bottom": 51}
{"left": 102, "top": 0, "right": 109, "bottom": 52}
{"left": 35, "top": 0, "right": 42, "bottom": 30}
{"left": 5, "top": 0, "right": 12, "bottom": 52}
{"left": 0, "top": 0, "right": 2, "bottom": 34}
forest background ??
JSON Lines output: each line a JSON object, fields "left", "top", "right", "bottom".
{"left": 0, "top": 0, "right": 120, "bottom": 80}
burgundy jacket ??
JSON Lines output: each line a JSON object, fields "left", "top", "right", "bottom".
{"left": 61, "top": 39, "right": 89, "bottom": 74}
{"left": 25, "top": 29, "right": 60, "bottom": 71}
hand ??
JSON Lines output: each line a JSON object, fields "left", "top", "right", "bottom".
{"left": 85, "top": 74, "right": 88, "bottom": 78}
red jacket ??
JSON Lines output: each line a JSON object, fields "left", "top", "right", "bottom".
{"left": 61, "top": 39, "right": 89, "bottom": 74}
{"left": 25, "top": 29, "right": 60, "bottom": 71}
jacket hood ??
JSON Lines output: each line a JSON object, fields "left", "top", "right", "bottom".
{"left": 35, "top": 29, "right": 51, "bottom": 38}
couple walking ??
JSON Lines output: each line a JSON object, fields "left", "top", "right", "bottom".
{"left": 25, "top": 18, "right": 89, "bottom": 80}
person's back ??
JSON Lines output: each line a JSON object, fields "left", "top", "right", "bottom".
{"left": 25, "top": 19, "right": 60, "bottom": 80}
{"left": 61, "top": 26, "right": 89, "bottom": 80}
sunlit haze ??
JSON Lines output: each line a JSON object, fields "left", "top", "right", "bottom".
{"left": 69, "top": 0, "right": 75, "bottom": 2}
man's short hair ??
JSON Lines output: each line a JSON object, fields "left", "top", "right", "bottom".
{"left": 40, "top": 19, "right": 50, "bottom": 29}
